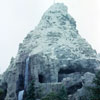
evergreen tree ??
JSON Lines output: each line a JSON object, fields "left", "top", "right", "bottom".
{"left": 42, "top": 92, "right": 58, "bottom": 100}
{"left": 41, "top": 86, "right": 68, "bottom": 100}
{"left": 90, "top": 71, "right": 100, "bottom": 100}
{"left": 0, "top": 88, "right": 4, "bottom": 100}
{"left": 58, "top": 86, "right": 68, "bottom": 100}
{"left": 25, "top": 80, "right": 35, "bottom": 100}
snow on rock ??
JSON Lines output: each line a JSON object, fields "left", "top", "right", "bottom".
{"left": 16, "top": 3, "right": 97, "bottom": 62}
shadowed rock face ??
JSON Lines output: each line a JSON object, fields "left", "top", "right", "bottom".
{"left": 0, "top": 3, "right": 100, "bottom": 100}
{"left": 16, "top": 75, "right": 24, "bottom": 94}
{"left": 0, "top": 82, "right": 7, "bottom": 100}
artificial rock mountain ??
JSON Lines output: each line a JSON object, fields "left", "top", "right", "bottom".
{"left": 0, "top": 3, "right": 100, "bottom": 100}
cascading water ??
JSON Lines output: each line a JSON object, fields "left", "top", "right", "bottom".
{"left": 18, "top": 57, "right": 30, "bottom": 100}
{"left": 24, "top": 57, "right": 30, "bottom": 89}
{"left": 18, "top": 90, "right": 24, "bottom": 100}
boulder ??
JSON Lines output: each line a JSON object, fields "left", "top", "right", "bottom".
{"left": 71, "top": 72, "right": 95, "bottom": 100}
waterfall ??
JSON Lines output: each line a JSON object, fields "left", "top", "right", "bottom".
{"left": 24, "top": 57, "right": 30, "bottom": 89}
{"left": 18, "top": 57, "right": 30, "bottom": 100}
{"left": 18, "top": 90, "right": 24, "bottom": 100}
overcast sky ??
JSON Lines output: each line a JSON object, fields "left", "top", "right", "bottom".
{"left": 0, "top": 0, "right": 100, "bottom": 74}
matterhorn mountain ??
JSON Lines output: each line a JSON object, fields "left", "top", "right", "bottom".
{"left": 0, "top": 3, "right": 100, "bottom": 100}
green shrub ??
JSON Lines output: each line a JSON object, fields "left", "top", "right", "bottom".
{"left": 0, "top": 88, "right": 3, "bottom": 96}
{"left": 41, "top": 86, "right": 68, "bottom": 100}
{"left": 0, "top": 88, "right": 4, "bottom": 99}
{"left": 35, "top": 86, "right": 42, "bottom": 99}
{"left": 58, "top": 86, "right": 68, "bottom": 100}
{"left": 42, "top": 92, "right": 58, "bottom": 100}
{"left": 89, "top": 71, "right": 100, "bottom": 100}
{"left": 25, "top": 80, "right": 35, "bottom": 100}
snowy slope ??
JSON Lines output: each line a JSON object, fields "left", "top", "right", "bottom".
{"left": 16, "top": 3, "right": 97, "bottom": 62}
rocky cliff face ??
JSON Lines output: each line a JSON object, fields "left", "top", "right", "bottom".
{"left": 97, "top": 53, "right": 100, "bottom": 59}
{"left": 0, "top": 3, "right": 100, "bottom": 100}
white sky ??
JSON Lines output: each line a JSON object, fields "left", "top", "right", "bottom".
{"left": 0, "top": 0, "right": 100, "bottom": 74}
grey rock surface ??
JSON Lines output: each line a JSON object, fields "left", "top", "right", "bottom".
{"left": 70, "top": 72, "right": 95, "bottom": 100}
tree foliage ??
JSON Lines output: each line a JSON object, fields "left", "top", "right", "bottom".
{"left": 25, "top": 80, "right": 35, "bottom": 100}
{"left": 42, "top": 86, "right": 68, "bottom": 100}
{"left": 89, "top": 71, "right": 100, "bottom": 100}
{"left": 0, "top": 88, "right": 4, "bottom": 100}
{"left": 58, "top": 86, "right": 68, "bottom": 100}
{"left": 42, "top": 92, "right": 58, "bottom": 100}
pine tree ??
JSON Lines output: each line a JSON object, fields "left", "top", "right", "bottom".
{"left": 0, "top": 88, "right": 4, "bottom": 100}
{"left": 42, "top": 92, "right": 58, "bottom": 100}
{"left": 41, "top": 86, "right": 68, "bottom": 100}
{"left": 58, "top": 86, "right": 68, "bottom": 100}
{"left": 90, "top": 71, "right": 100, "bottom": 100}
{"left": 25, "top": 80, "right": 35, "bottom": 100}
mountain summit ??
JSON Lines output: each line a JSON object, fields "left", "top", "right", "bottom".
{"left": 17, "top": 3, "right": 96, "bottom": 62}
{"left": 0, "top": 3, "right": 100, "bottom": 100}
